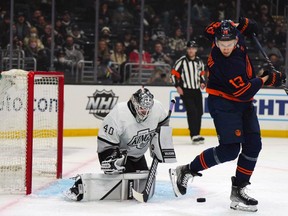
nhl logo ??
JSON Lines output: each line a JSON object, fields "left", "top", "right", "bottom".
{"left": 86, "top": 90, "right": 119, "bottom": 120}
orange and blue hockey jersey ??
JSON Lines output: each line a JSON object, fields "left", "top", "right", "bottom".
{"left": 204, "top": 19, "right": 264, "bottom": 102}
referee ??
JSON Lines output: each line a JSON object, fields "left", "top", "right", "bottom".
{"left": 171, "top": 41, "right": 206, "bottom": 144}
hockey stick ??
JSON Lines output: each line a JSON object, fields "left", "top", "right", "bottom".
{"left": 132, "top": 98, "right": 176, "bottom": 203}
{"left": 251, "top": 33, "right": 288, "bottom": 95}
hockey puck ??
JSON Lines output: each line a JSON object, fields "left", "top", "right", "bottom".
{"left": 196, "top": 198, "right": 206, "bottom": 203}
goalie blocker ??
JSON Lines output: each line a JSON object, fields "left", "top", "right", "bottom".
{"left": 64, "top": 126, "right": 176, "bottom": 201}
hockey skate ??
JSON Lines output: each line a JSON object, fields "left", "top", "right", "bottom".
{"left": 63, "top": 175, "right": 84, "bottom": 201}
{"left": 191, "top": 136, "right": 205, "bottom": 145}
{"left": 230, "top": 176, "right": 258, "bottom": 212}
{"left": 169, "top": 164, "right": 202, "bottom": 197}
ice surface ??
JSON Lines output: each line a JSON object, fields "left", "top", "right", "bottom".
{"left": 1, "top": 136, "right": 288, "bottom": 216}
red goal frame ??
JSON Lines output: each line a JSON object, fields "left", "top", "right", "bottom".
{"left": 26, "top": 71, "right": 64, "bottom": 195}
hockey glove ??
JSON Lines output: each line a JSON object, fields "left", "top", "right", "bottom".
{"left": 262, "top": 70, "right": 286, "bottom": 87}
{"left": 101, "top": 149, "right": 127, "bottom": 174}
{"left": 238, "top": 17, "right": 258, "bottom": 37}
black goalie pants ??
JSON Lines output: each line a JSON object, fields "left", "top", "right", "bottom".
{"left": 180, "top": 88, "right": 203, "bottom": 138}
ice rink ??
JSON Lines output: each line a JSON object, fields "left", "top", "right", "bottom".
{"left": 1, "top": 136, "right": 288, "bottom": 216}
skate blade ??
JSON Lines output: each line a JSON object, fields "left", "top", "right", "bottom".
{"left": 168, "top": 168, "right": 182, "bottom": 197}
{"left": 230, "top": 201, "right": 258, "bottom": 212}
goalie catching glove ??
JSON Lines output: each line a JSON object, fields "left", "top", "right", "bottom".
{"left": 101, "top": 149, "right": 127, "bottom": 174}
{"left": 261, "top": 70, "right": 286, "bottom": 87}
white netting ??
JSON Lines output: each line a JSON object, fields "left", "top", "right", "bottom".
{"left": 0, "top": 70, "right": 28, "bottom": 192}
{"left": 33, "top": 76, "right": 59, "bottom": 176}
{"left": 0, "top": 70, "right": 61, "bottom": 193}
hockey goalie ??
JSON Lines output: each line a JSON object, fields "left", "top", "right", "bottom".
{"left": 64, "top": 88, "right": 176, "bottom": 201}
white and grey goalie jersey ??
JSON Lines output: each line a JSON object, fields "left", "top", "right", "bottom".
{"left": 97, "top": 100, "right": 168, "bottom": 160}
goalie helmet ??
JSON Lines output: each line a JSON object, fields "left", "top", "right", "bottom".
{"left": 215, "top": 20, "right": 237, "bottom": 41}
{"left": 130, "top": 88, "right": 154, "bottom": 123}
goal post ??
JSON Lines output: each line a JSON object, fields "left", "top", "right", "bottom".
{"left": 0, "top": 70, "right": 64, "bottom": 195}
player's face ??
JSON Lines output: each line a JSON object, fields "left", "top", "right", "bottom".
{"left": 187, "top": 47, "right": 197, "bottom": 58}
{"left": 216, "top": 39, "right": 237, "bottom": 57}
{"left": 138, "top": 106, "right": 149, "bottom": 116}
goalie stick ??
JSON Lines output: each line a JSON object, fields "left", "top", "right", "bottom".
{"left": 251, "top": 33, "right": 288, "bottom": 95}
{"left": 132, "top": 98, "right": 176, "bottom": 203}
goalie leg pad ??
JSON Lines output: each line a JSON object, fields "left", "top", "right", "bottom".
{"left": 150, "top": 126, "right": 176, "bottom": 163}
{"left": 64, "top": 172, "right": 154, "bottom": 201}
{"left": 64, "top": 175, "right": 84, "bottom": 201}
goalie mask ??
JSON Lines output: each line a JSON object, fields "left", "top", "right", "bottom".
{"left": 130, "top": 88, "right": 154, "bottom": 123}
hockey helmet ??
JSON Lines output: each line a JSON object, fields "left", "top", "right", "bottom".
{"left": 131, "top": 88, "right": 154, "bottom": 123}
{"left": 215, "top": 20, "right": 237, "bottom": 41}
{"left": 186, "top": 40, "right": 198, "bottom": 48}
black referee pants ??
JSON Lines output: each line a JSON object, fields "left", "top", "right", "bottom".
{"left": 180, "top": 88, "right": 203, "bottom": 138}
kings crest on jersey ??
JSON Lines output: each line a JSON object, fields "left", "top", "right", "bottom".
{"left": 127, "top": 129, "right": 157, "bottom": 150}
{"left": 97, "top": 100, "right": 168, "bottom": 159}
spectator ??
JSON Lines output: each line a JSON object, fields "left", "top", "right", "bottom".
{"left": 99, "top": 2, "right": 112, "bottom": 28}
{"left": 150, "top": 15, "right": 166, "bottom": 41}
{"left": 30, "top": 9, "right": 42, "bottom": 26}
{"left": 54, "top": 49, "right": 74, "bottom": 82}
{"left": 151, "top": 41, "right": 173, "bottom": 66}
{"left": 110, "top": 41, "right": 127, "bottom": 82}
{"left": 130, "top": 3, "right": 152, "bottom": 27}
{"left": 0, "top": 13, "right": 10, "bottom": 48}
{"left": 98, "top": 39, "right": 111, "bottom": 64}
{"left": 14, "top": 12, "right": 30, "bottom": 42}
{"left": 97, "top": 39, "right": 112, "bottom": 81}
{"left": 24, "top": 37, "right": 49, "bottom": 70}
{"left": 128, "top": 39, "right": 153, "bottom": 83}
{"left": 263, "top": 53, "right": 285, "bottom": 72}
{"left": 143, "top": 30, "right": 154, "bottom": 54}
{"left": 274, "top": 19, "right": 287, "bottom": 47}
{"left": 35, "top": 15, "right": 48, "bottom": 37}
{"left": 55, "top": 18, "right": 67, "bottom": 38}
{"left": 256, "top": 4, "right": 275, "bottom": 24}
{"left": 256, "top": 4, "right": 275, "bottom": 42}
{"left": 68, "top": 24, "right": 87, "bottom": 50}
{"left": 63, "top": 35, "right": 84, "bottom": 68}
{"left": 190, "top": 0, "right": 210, "bottom": 34}
{"left": 40, "top": 24, "right": 63, "bottom": 49}
{"left": 170, "top": 15, "right": 183, "bottom": 31}
{"left": 100, "top": 26, "right": 112, "bottom": 49}
{"left": 168, "top": 27, "right": 186, "bottom": 60}
{"left": 61, "top": 10, "right": 74, "bottom": 35}
{"left": 122, "top": 30, "right": 134, "bottom": 56}
{"left": 262, "top": 39, "right": 284, "bottom": 63}
{"left": 23, "top": 27, "right": 44, "bottom": 50}
{"left": 211, "top": 1, "right": 233, "bottom": 21}
{"left": 0, "top": 6, "right": 7, "bottom": 22}
{"left": 111, "top": 1, "right": 134, "bottom": 32}
{"left": 128, "top": 40, "right": 152, "bottom": 65}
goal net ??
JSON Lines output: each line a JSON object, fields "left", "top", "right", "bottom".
{"left": 0, "top": 69, "right": 64, "bottom": 194}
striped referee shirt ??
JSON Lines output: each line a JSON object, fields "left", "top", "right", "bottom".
{"left": 171, "top": 55, "right": 205, "bottom": 89}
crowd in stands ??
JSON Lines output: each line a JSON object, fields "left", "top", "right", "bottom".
{"left": 0, "top": 0, "right": 287, "bottom": 84}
